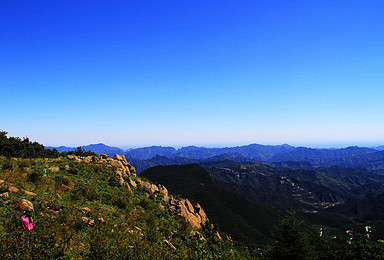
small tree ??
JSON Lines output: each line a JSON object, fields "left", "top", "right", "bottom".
{"left": 269, "top": 211, "right": 315, "bottom": 260}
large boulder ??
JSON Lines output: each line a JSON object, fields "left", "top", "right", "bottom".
{"left": 112, "top": 154, "right": 136, "bottom": 176}
{"left": 23, "top": 190, "right": 37, "bottom": 197}
{"left": 8, "top": 186, "right": 20, "bottom": 193}
{"left": 0, "top": 192, "right": 9, "bottom": 198}
{"left": 169, "top": 199, "right": 208, "bottom": 229}
{"left": 21, "top": 199, "right": 34, "bottom": 211}
{"left": 48, "top": 166, "right": 60, "bottom": 172}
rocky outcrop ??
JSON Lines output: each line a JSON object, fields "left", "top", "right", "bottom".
{"left": 66, "top": 155, "right": 82, "bottom": 162}
{"left": 111, "top": 154, "right": 136, "bottom": 176}
{"left": 169, "top": 198, "right": 208, "bottom": 229}
{"left": 0, "top": 180, "right": 21, "bottom": 194}
{"left": 82, "top": 217, "right": 95, "bottom": 226}
{"left": 65, "top": 154, "right": 208, "bottom": 229}
{"left": 136, "top": 178, "right": 208, "bottom": 229}
{"left": 8, "top": 186, "right": 20, "bottom": 193}
{"left": 23, "top": 190, "right": 37, "bottom": 197}
{"left": 66, "top": 154, "right": 136, "bottom": 177}
{"left": 21, "top": 199, "right": 34, "bottom": 211}
{"left": 48, "top": 166, "right": 60, "bottom": 172}
{"left": 0, "top": 192, "right": 9, "bottom": 198}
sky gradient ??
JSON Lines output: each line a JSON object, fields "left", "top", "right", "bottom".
{"left": 1, "top": 1, "right": 384, "bottom": 148}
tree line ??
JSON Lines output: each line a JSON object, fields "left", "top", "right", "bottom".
{"left": 0, "top": 131, "right": 95, "bottom": 158}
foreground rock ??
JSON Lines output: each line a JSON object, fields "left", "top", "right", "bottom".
{"left": 20, "top": 199, "right": 34, "bottom": 211}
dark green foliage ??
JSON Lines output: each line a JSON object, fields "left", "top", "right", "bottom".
{"left": 311, "top": 235, "right": 384, "bottom": 260}
{"left": 0, "top": 131, "right": 95, "bottom": 159}
{"left": 141, "top": 164, "right": 281, "bottom": 244}
{"left": 0, "top": 131, "right": 59, "bottom": 159}
{"left": 268, "top": 211, "right": 315, "bottom": 260}
{"left": 28, "top": 167, "right": 44, "bottom": 183}
{"left": 61, "top": 147, "right": 96, "bottom": 157}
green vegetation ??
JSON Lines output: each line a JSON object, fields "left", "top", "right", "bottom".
{"left": 0, "top": 131, "right": 95, "bottom": 159}
{"left": 2, "top": 132, "right": 384, "bottom": 259}
{"left": 0, "top": 156, "right": 252, "bottom": 259}
{"left": 263, "top": 211, "right": 384, "bottom": 260}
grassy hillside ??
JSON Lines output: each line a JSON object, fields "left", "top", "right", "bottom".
{"left": 0, "top": 156, "right": 252, "bottom": 259}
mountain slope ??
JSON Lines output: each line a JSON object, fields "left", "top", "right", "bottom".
{"left": 326, "top": 193, "right": 384, "bottom": 223}
{"left": 204, "top": 160, "right": 384, "bottom": 212}
{"left": 0, "top": 155, "right": 251, "bottom": 259}
{"left": 140, "top": 164, "right": 281, "bottom": 243}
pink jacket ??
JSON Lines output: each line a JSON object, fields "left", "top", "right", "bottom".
{"left": 21, "top": 216, "right": 33, "bottom": 230}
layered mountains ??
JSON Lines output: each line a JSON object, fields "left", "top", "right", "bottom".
{"left": 47, "top": 143, "right": 384, "bottom": 174}
{"left": 46, "top": 142, "right": 384, "bottom": 239}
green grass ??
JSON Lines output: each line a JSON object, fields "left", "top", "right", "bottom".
{"left": 0, "top": 156, "right": 254, "bottom": 259}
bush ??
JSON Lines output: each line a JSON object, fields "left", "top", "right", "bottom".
{"left": 28, "top": 168, "right": 44, "bottom": 183}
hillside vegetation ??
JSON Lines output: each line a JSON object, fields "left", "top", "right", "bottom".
{"left": 3, "top": 132, "right": 384, "bottom": 259}
{"left": 0, "top": 132, "right": 252, "bottom": 260}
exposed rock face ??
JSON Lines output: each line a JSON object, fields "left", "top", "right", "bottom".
{"left": 48, "top": 166, "right": 60, "bottom": 172}
{"left": 21, "top": 199, "right": 34, "bottom": 211}
{"left": 158, "top": 185, "right": 169, "bottom": 202}
{"left": 8, "top": 186, "right": 20, "bottom": 193}
{"left": 0, "top": 192, "right": 9, "bottom": 198}
{"left": 65, "top": 154, "right": 136, "bottom": 177}
{"left": 83, "top": 156, "right": 93, "bottom": 163}
{"left": 111, "top": 154, "right": 136, "bottom": 176}
{"left": 129, "top": 179, "right": 137, "bottom": 188}
{"left": 23, "top": 190, "right": 37, "bottom": 197}
{"left": 65, "top": 154, "right": 208, "bottom": 229}
{"left": 81, "top": 217, "right": 95, "bottom": 226}
{"left": 169, "top": 199, "right": 208, "bottom": 229}
{"left": 136, "top": 179, "right": 208, "bottom": 229}
{"left": 66, "top": 155, "right": 81, "bottom": 162}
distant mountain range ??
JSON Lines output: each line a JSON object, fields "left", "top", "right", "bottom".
{"left": 46, "top": 143, "right": 125, "bottom": 157}
{"left": 46, "top": 143, "right": 384, "bottom": 174}
{"left": 45, "top": 141, "right": 384, "bottom": 240}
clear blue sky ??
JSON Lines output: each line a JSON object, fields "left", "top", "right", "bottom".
{"left": 1, "top": 1, "right": 384, "bottom": 148}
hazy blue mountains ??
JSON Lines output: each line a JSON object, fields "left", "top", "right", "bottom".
{"left": 47, "top": 142, "right": 384, "bottom": 174}
{"left": 125, "top": 143, "right": 295, "bottom": 161}
{"left": 269, "top": 146, "right": 377, "bottom": 166}
{"left": 46, "top": 143, "right": 125, "bottom": 157}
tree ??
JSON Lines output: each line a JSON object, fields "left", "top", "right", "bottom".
{"left": 268, "top": 211, "right": 315, "bottom": 260}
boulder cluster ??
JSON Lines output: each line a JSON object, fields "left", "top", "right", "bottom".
{"left": 0, "top": 179, "right": 35, "bottom": 211}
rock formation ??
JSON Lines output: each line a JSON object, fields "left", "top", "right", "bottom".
{"left": 63, "top": 154, "right": 208, "bottom": 229}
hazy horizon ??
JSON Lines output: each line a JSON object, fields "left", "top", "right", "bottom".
{"left": 2, "top": 1, "right": 383, "bottom": 147}
{"left": 43, "top": 140, "right": 384, "bottom": 151}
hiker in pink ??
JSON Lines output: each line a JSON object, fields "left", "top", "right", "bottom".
{"left": 21, "top": 210, "right": 33, "bottom": 230}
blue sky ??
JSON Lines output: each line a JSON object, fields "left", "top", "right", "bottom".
{"left": 1, "top": 1, "right": 384, "bottom": 148}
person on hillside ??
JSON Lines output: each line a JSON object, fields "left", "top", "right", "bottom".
{"left": 21, "top": 210, "right": 33, "bottom": 230}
